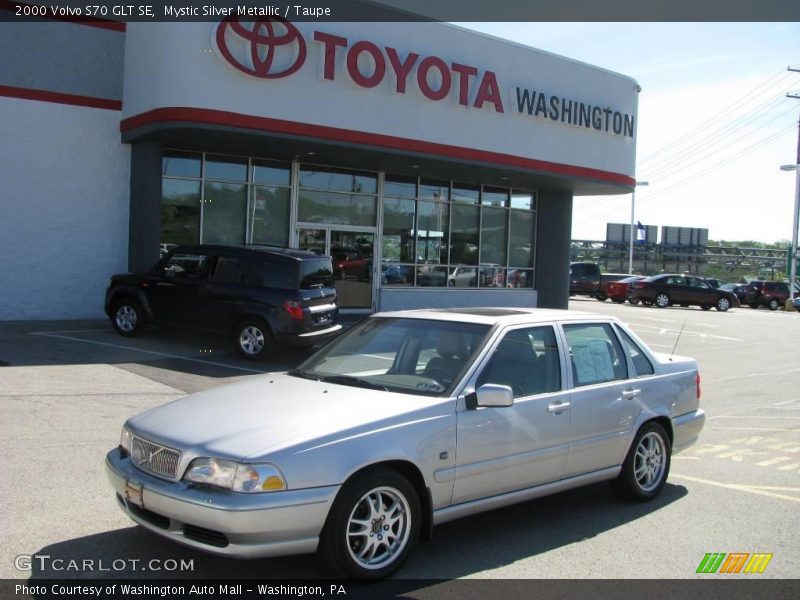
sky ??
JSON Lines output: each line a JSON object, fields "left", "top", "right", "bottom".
{"left": 459, "top": 23, "right": 800, "bottom": 245}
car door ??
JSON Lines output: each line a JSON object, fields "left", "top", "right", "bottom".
{"left": 452, "top": 325, "right": 571, "bottom": 504}
{"left": 686, "top": 276, "right": 713, "bottom": 306}
{"left": 560, "top": 321, "right": 639, "bottom": 477}
{"left": 146, "top": 250, "right": 209, "bottom": 324}
{"left": 200, "top": 252, "right": 246, "bottom": 331}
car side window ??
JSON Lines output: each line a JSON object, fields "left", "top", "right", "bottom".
{"left": 208, "top": 255, "right": 242, "bottom": 284}
{"left": 476, "top": 326, "right": 561, "bottom": 397}
{"left": 687, "top": 277, "right": 710, "bottom": 289}
{"left": 665, "top": 276, "right": 683, "bottom": 285}
{"left": 564, "top": 323, "right": 628, "bottom": 387}
{"left": 616, "top": 328, "right": 655, "bottom": 376}
{"left": 162, "top": 253, "right": 207, "bottom": 280}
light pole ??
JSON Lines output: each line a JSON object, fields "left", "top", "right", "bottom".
{"left": 780, "top": 164, "right": 799, "bottom": 304}
{"left": 628, "top": 181, "right": 649, "bottom": 275}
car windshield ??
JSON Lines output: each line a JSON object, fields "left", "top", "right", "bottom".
{"left": 290, "top": 317, "right": 491, "bottom": 396}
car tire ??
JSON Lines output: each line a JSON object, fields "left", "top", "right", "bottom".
{"left": 655, "top": 293, "right": 670, "bottom": 308}
{"left": 628, "top": 298, "right": 640, "bottom": 305}
{"left": 612, "top": 422, "right": 671, "bottom": 502}
{"left": 768, "top": 299, "right": 780, "bottom": 311}
{"left": 715, "top": 297, "right": 731, "bottom": 312}
{"left": 701, "top": 305, "right": 711, "bottom": 311}
{"left": 320, "top": 467, "right": 420, "bottom": 579}
{"left": 596, "top": 294, "right": 607, "bottom": 302}
{"left": 234, "top": 318, "right": 273, "bottom": 360}
{"left": 111, "top": 298, "right": 146, "bottom": 337}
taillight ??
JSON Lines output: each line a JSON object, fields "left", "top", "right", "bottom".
{"left": 695, "top": 372, "right": 701, "bottom": 401}
{"left": 283, "top": 300, "right": 304, "bottom": 321}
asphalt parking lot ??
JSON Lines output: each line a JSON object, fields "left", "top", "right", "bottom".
{"left": 1, "top": 302, "right": 798, "bottom": 584}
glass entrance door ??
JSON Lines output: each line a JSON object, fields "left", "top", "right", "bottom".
{"left": 298, "top": 228, "right": 375, "bottom": 309}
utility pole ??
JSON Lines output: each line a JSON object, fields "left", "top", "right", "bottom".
{"left": 786, "top": 66, "right": 799, "bottom": 306}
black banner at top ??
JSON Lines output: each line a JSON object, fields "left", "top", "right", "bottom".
{"left": 0, "top": 0, "right": 798, "bottom": 23}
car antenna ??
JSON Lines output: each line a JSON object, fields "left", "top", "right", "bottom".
{"left": 669, "top": 318, "right": 688, "bottom": 361}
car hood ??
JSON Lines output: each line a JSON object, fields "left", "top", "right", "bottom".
{"left": 126, "top": 373, "right": 448, "bottom": 461}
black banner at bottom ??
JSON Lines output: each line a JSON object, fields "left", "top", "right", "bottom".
{"left": 3, "top": 579, "right": 800, "bottom": 600}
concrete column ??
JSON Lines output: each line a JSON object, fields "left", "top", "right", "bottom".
{"left": 535, "top": 190, "right": 573, "bottom": 309}
{"left": 128, "top": 142, "right": 162, "bottom": 272}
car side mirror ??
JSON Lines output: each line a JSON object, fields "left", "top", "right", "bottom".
{"left": 466, "top": 384, "right": 514, "bottom": 410}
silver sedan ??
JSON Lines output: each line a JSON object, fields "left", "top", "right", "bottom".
{"left": 106, "top": 308, "right": 705, "bottom": 578}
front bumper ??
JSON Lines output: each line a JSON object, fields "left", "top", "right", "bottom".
{"left": 671, "top": 409, "right": 706, "bottom": 454}
{"left": 105, "top": 448, "right": 339, "bottom": 558}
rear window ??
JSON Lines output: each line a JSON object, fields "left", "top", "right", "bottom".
{"left": 248, "top": 258, "right": 297, "bottom": 289}
{"left": 299, "top": 259, "right": 335, "bottom": 289}
{"left": 571, "top": 263, "right": 599, "bottom": 277}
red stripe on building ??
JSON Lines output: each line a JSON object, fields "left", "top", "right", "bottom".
{"left": 0, "top": 1, "right": 126, "bottom": 31}
{"left": 0, "top": 85, "right": 122, "bottom": 110}
{"left": 121, "top": 107, "right": 635, "bottom": 187}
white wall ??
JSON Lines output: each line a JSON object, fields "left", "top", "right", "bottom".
{"left": 0, "top": 97, "right": 130, "bottom": 320}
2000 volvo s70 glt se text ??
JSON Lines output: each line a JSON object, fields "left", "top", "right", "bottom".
{"left": 106, "top": 308, "right": 705, "bottom": 578}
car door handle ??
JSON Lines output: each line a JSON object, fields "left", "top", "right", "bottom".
{"left": 547, "top": 402, "right": 571, "bottom": 414}
{"left": 622, "top": 388, "right": 641, "bottom": 400}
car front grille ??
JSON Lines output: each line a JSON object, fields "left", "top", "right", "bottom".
{"left": 131, "top": 436, "right": 181, "bottom": 479}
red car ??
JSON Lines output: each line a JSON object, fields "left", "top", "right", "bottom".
{"left": 605, "top": 275, "right": 644, "bottom": 303}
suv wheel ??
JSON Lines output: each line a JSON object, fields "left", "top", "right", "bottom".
{"left": 235, "top": 319, "right": 272, "bottom": 359}
{"left": 111, "top": 299, "right": 146, "bottom": 337}
{"left": 654, "top": 293, "right": 670, "bottom": 308}
{"left": 768, "top": 298, "right": 780, "bottom": 311}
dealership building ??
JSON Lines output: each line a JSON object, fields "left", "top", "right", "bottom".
{"left": 0, "top": 15, "right": 638, "bottom": 319}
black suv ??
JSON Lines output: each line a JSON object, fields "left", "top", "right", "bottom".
{"left": 744, "top": 280, "right": 790, "bottom": 311}
{"left": 105, "top": 245, "right": 341, "bottom": 359}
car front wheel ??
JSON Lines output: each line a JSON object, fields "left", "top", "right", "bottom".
{"left": 612, "top": 422, "right": 671, "bottom": 502}
{"left": 320, "top": 468, "right": 420, "bottom": 579}
{"left": 111, "top": 299, "right": 146, "bottom": 337}
{"left": 235, "top": 319, "right": 272, "bottom": 359}
{"left": 716, "top": 297, "right": 731, "bottom": 312}
{"left": 655, "top": 293, "right": 670, "bottom": 308}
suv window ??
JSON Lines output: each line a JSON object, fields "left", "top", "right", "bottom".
{"left": 477, "top": 326, "right": 561, "bottom": 397}
{"left": 248, "top": 258, "right": 297, "bottom": 290}
{"left": 765, "top": 282, "right": 788, "bottom": 293}
{"left": 162, "top": 253, "right": 207, "bottom": 280}
{"left": 208, "top": 255, "right": 242, "bottom": 284}
{"left": 571, "top": 263, "right": 599, "bottom": 277}
{"left": 564, "top": 323, "right": 628, "bottom": 386}
{"left": 299, "top": 260, "right": 335, "bottom": 289}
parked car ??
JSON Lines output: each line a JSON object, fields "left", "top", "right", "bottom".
{"left": 332, "top": 247, "right": 368, "bottom": 280}
{"left": 743, "top": 280, "right": 790, "bottom": 311}
{"left": 604, "top": 275, "right": 644, "bottom": 303}
{"left": 105, "top": 245, "right": 341, "bottom": 359}
{"left": 569, "top": 262, "right": 603, "bottom": 299}
{"left": 106, "top": 308, "right": 704, "bottom": 578}
{"left": 629, "top": 274, "right": 740, "bottom": 312}
{"left": 381, "top": 262, "right": 411, "bottom": 284}
{"left": 719, "top": 282, "right": 748, "bottom": 303}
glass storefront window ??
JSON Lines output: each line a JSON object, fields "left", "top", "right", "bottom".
{"left": 450, "top": 204, "right": 479, "bottom": 265}
{"left": 251, "top": 186, "right": 290, "bottom": 246}
{"left": 509, "top": 210, "right": 536, "bottom": 267}
{"left": 163, "top": 151, "right": 201, "bottom": 178}
{"left": 382, "top": 197, "right": 416, "bottom": 263}
{"left": 449, "top": 266, "right": 478, "bottom": 287}
{"left": 252, "top": 159, "right": 291, "bottom": 186}
{"left": 299, "top": 166, "right": 377, "bottom": 194}
{"left": 452, "top": 183, "right": 480, "bottom": 204}
{"left": 161, "top": 179, "right": 201, "bottom": 245}
{"left": 416, "top": 200, "right": 449, "bottom": 264}
{"left": 419, "top": 179, "right": 450, "bottom": 201}
{"left": 205, "top": 155, "right": 248, "bottom": 181}
{"left": 384, "top": 175, "right": 417, "bottom": 198}
{"left": 416, "top": 265, "right": 448, "bottom": 287}
{"left": 511, "top": 190, "right": 536, "bottom": 210}
{"left": 202, "top": 182, "right": 247, "bottom": 244}
{"left": 482, "top": 187, "right": 509, "bottom": 207}
{"left": 298, "top": 190, "right": 377, "bottom": 227}
{"left": 480, "top": 206, "right": 508, "bottom": 266}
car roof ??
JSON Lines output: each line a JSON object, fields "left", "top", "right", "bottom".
{"left": 172, "top": 244, "right": 325, "bottom": 261}
{"left": 373, "top": 307, "right": 620, "bottom": 326}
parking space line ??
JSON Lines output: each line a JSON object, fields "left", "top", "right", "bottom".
{"left": 32, "top": 328, "right": 111, "bottom": 334}
{"left": 29, "top": 332, "right": 267, "bottom": 375}
{"left": 671, "top": 474, "right": 800, "bottom": 503}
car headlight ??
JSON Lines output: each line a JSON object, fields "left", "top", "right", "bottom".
{"left": 120, "top": 425, "right": 133, "bottom": 454}
{"left": 184, "top": 458, "right": 286, "bottom": 493}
